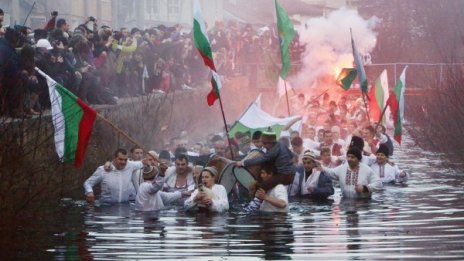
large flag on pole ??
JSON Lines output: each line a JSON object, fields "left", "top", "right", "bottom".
{"left": 36, "top": 68, "right": 96, "bottom": 168}
{"left": 193, "top": 0, "right": 222, "bottom": 106}
{"left": 368, "top": 69, "right": 389, "bottom": 123}
{"left": 387, "top": 66, "right": 408, "bottom": 144}
{"left": 351, "top": 29, "right": 368, "bottom": 93}
{"left": 275, "top": 0, "right": 295, "bottom": 80}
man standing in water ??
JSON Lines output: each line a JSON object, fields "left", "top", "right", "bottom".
{"left": 84, "top": 148, "right": 147, "bottom": 203}
{"left": 163, "top": 154, "right": 195, "bottom": 205}
{"left": 289, "top": 150, "right": 334, "bottom": 199}
{"left": 322, "top": 147, "right": 381, "bottom": 199}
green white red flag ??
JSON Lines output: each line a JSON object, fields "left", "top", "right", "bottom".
{"left": 193, "top": 0, "right": 222, "bottom": 106}
{"left": 36, "top": 68, "right": 96, "bottom": 168}
{"left": 387, "top": 66, "right": 408, "bottom": 144}
{"left": 368, "top": 69, "right": 390, "bottom": 124}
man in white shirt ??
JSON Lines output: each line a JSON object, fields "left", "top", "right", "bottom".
{"left": 84, "top": 148, "right": 147, "bottom": 203}
{"left": 322, "top": 147, "right": 382, "bottom": 199}
{"left": 370, "top": 144, "right": 408, "bottom": 184}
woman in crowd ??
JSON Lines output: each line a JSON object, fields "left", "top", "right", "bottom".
{"left": 184, "top": 166, "right": 229, "bottom": 213}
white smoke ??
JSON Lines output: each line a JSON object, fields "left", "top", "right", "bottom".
{"left": 293, "top": 8, "right": 379, "bottom": 88}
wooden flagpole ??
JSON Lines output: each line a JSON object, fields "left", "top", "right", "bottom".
{"left": 96, "top": 113, "right": 161, "bottom": 163}
{"left": 362, "top": 92, "right": 371, "bottom": 123}
{"left": 284, "top": 80, "right": 291, "bottom": 116}
{"left": 374, "top": 101, "right": 390, "bottom": 130}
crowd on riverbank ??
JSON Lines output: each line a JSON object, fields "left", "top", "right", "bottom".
{"left": 0, "top": 10, "right": 304, "bottom": 118}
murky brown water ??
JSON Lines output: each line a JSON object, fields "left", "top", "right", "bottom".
{"left": 5, "top": 134, "right": 464, "bottom": 260}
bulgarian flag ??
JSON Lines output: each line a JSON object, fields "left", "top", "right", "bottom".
{"left": 387, "top": 66, "right": 408, "bottom": 144}
{"left": 351, "top": 29, "right": 368, "bottom": 93}
{"left": 193, "top": 0, "right": 222, "bottom": 106}
{"left": 36, "top": 68, "right": 96, "bottom": 168}
{"left": 368, "top": 69, "right": 389, "bottom": 123}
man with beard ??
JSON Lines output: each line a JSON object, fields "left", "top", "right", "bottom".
{"left": 321, "top": 147, "right": 381, "bottom": 199}
{"left": 163, "top": 154, "right": 194, "bottom": 205}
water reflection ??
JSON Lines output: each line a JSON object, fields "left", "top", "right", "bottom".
{"left": 4, "top": 134, "right": 464, "bottom": 259}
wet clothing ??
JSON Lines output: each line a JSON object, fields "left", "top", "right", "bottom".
{"left": 370, "top": 162, "right": 409, "bottom": 184}
{"left": 131, "top": 168, "right": 144, "bottom": 194}
{"left": 323, "top": 163, "right": 382, "bottom": 199}
{"left": 184, "top": 184, "right": 229, "bottom": 213}
{"left": 163, "top": 167, "right": 195, "bottom": 205}
{"left": 84, "top": 161, "right": 143, "bottom": 203}
{"left": 135, "top": 175, "right": 182, "bottom": 211}
{"left": 260, "top": 184, "right": 288, "bottom": 213}
{"left": 289, "top": 166, "right": 334, "bottom": 199}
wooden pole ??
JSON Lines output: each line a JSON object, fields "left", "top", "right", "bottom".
{"left": 362, "top": 92, "right": 371, "bottom": 123}
{"left": 302, "top": 88, "right": 329, "bottom": 111}
{"left": 97, "top": 113, "right": 143, "bottom": 149}
{"left": 375, "top": 103, "right": 390, "bottom": 131}
{"left": 284, "top": 80, "right": 291, "bottom": 116}
{"left": 23, "top": 1, "right": 36, "bottom": 27}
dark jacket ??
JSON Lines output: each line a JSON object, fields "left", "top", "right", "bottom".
{"left": 243, "top": 141, "right": 295, "bottom": 175}
{"left": 290, "top": 165, "right": 334, "bottom": 199}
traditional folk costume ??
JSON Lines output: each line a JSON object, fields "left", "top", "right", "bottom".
{"left": 371, "top": 144, "right": 409, "bottom": 184}
{"left": 323, "top": 148, "right": 382, "bottom": 199}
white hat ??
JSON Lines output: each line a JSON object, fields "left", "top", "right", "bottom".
{"left": 36, "top": 39, "right": 53, "bottom": 50}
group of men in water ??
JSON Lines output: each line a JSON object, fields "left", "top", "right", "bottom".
{"left": 83, "top": 126, "right": 408, "bottom": 214}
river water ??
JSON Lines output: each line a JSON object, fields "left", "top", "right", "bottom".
{"left": 7, "top": 134, "right": 464, "bottom": 260}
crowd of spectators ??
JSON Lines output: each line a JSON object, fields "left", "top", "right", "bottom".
{"left": 0, "top": 10, "right": 305, "bottom": 118}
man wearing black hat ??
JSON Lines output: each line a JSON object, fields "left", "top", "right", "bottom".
{"left": 322, "top": 147, "right": 381, "bottom": 199}
{"left": 347, "top": 135, "right": 376, "bottom": 166}
{"left": 370, "top": 144, "right": 408, "bottom": 184}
